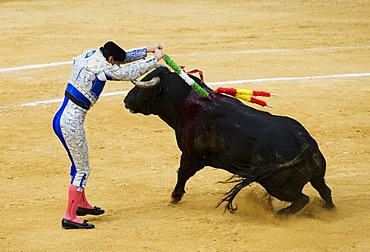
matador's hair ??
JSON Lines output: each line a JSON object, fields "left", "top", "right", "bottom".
{"left": 100, "top": 41, "right": 126, "bottom": 62}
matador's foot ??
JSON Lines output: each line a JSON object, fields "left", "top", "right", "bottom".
{"left": 62, "top": 218, "right": 95, "bottom": 229}
{"left": 76, "top": 206, "right": 105, "bottom": 216}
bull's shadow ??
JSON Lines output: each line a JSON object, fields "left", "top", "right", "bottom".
{"left": 124, "top": 66, "right": 335, "bottom": 216}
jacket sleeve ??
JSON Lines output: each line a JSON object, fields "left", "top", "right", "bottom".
{"left": 104, "top": 57, "right": 158, "bottom": 81}
{"left": 124, "top": 47, "right": 147, "bottom": 63}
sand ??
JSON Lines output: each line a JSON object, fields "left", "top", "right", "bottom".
{"left": 0, "top": 0, "right": 369, "bottom": 251}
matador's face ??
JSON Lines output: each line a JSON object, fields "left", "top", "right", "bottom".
{"left": 108, "top": 56, "right": 123, "bottom": 66}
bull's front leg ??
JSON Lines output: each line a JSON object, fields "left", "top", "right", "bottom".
{"left": 171, "top": 153, "right": 203, "bottom": 203}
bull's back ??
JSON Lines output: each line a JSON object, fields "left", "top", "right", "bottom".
{"left": 194, "top": 94, "right": 319, "bottom": 165}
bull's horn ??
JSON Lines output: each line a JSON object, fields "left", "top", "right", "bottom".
{"left": 131, "top": 77, "right": 160, "bottom": 89}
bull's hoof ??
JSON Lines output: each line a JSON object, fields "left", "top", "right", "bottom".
{"left": 323, "top": 203, "right": 336, "bottom": 210}
{"left": 170, "top": 198, "right": 180, "bottom": 204}
{"left": 171, "top": 192, "right": 183, "bottom": 203}
{"left": 276, "top": 208, "right": 294, "bottom": 216}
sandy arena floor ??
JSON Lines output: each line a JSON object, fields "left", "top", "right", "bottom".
{"left": 0, "top": 0, "right": 369, "bottom": 251}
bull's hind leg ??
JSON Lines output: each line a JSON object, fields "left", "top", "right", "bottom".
{"left": 310, "top": 177, "right": 335, "bottom": 209}
{"left": 276, "top": 193, "right": 310, "bottom": 215}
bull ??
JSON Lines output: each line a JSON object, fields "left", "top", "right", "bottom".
{"left": 124, "top": 66, "right": 335, "bottom": 215}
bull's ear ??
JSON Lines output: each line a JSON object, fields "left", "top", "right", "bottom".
{"left": 157, "top": 66, "right": 171, "bottom": 79}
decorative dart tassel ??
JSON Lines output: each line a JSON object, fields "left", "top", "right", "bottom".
{"left": 214, "top": 87, "right": 238, "bottom": 96}
{"left": 164, "top": 54, "right": 210, "bottom": 99}
{"left": 215, "top": 87, "right": 276, "bottom": 108}
{"left": 236, "top": 94, "right": 269, "bottom": 107}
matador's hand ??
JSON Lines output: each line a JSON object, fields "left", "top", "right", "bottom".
{"left": 154, "top": 48, "right": 164, "bottom": 60}
{"left": 146, "top": 43, "right": 163, "bottom": 53}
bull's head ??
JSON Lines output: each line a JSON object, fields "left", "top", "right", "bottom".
{"left": 124, "top": 66, "right": 170, "bottom": 115}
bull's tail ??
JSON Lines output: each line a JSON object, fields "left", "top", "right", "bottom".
{"left": 231, "top": 140, "right": 309, "bottom": 182}
{"left": 217, "top": 139, "right": 309, "bottom": 212}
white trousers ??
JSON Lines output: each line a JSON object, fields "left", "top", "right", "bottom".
{"left": 53, "top": 97, "right": 90, "bottom": 190}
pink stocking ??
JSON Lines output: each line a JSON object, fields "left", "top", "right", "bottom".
{"left": 79, "top": 189, "right": 94, "bottom": 209}
{"left": 64, "top": 184, "right": 83, "bottom": 224}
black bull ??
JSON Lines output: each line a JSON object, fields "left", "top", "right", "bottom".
{"left": 124, "top": 66, "right": 335, "bottom": 215}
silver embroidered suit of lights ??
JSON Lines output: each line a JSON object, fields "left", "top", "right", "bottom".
{"left": 59, "top": 46, "right": 158, "bottom": 190}
{"left": 68, "top": 47, "right": 158, "bottom": 107}
{"left": 60, "top": 100, "right": 89, "bottom": 189}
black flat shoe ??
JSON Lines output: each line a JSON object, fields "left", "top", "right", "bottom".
{"left": 62, "top": 218, "right": 95, "bottom": 229}
{"left": 76, "top": 206, "right": 105, "bottom": 216}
